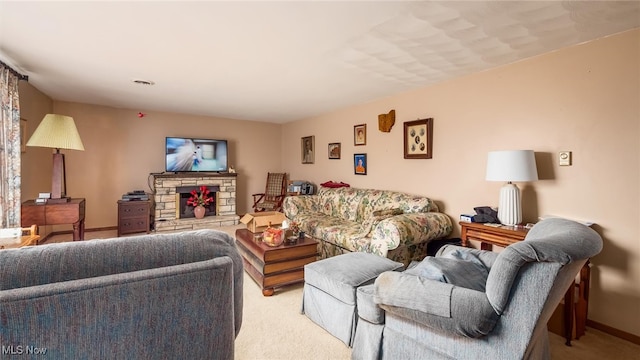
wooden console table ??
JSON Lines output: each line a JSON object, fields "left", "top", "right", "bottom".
{"left": 21, "top": 198, "right": 86, "bottom": 240}
{"left": 460, "top": 221, "right": 590, "bottom": 346}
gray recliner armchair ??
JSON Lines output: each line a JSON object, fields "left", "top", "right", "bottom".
{"left": 352, "top": 218, "right": 603, "bottom": 360}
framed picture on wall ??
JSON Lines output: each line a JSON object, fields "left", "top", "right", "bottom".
{"left": 354, "top": 153, "right": 367, "bottom": 175}
{"left": 354, "top": 124, "right": 366, "bottom": 146}
{"left": 403, "top": 118, "right": 433, "bottom": 159}
{"left": 301, "top": 136, "right": 315, "bottom": 164}
{"left": 328, "top": 143, "right": 341, "bottom": 159}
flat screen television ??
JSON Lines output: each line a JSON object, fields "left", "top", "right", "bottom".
{"left": 165, "top": 137, "right": 228, "bottom": 173}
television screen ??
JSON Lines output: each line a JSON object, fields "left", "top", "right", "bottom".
{"left": 165, "top": 137, "right": 228, "bottom": 172}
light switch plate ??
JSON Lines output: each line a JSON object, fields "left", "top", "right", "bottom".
{"left": 559, "top": 151, "right": 572, "bottom": 166}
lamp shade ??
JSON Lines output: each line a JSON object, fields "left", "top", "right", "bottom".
{"left": 26, "top": 114, "right": 84, "bottom": 151}
{"left": 486, "top": 150, "right": 538, "bottom": 182}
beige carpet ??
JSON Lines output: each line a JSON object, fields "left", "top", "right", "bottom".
{"left": 235, "top": 275, "right": 351, "bottom": 360}
{"left": 236, "top": 272, "right": 640, "bottom": 360}
{"left": 46, "top": 228, "right": 639, "bottom": 359}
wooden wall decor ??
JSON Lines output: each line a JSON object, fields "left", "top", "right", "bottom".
{"left": 378, "top": 109, "right": 395, "bottom": 132}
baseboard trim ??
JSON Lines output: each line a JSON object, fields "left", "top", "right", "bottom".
{"left": 587, "top": 319, "right": 640, "bottom": 345}
{"left": 40, "top": 226, "right": 118, "bottom": 243}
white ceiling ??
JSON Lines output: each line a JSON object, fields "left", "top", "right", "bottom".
{"left": 1, "top": 1, "right": 639, "bottom": 124}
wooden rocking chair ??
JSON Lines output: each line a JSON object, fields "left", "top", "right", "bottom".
{"left": 252, "top": 173, "right": 287, "bottom": 212}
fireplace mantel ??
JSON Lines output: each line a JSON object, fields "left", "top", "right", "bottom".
{"left": 152, "top": 172, "right": 238, "bottom": 180}
{"left": 152, "top": 172, "right": 239, "bottom": 232}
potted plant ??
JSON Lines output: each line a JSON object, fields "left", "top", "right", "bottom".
{"left": 187, "top": 185, "right": 214, "bottom": 219}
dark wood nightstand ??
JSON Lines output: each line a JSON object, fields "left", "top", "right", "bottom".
{"left": 459, "top": 221, "right": 590, "bottom": 346}
{"left": 118, "top": 200, "right": 152, "bottom": 237}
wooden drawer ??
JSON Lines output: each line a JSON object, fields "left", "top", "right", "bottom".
{"left": 117, "top": 200, "right": 151, "bottom": 236}
{"left": 118, "top": 217, "right": 149, "bottom": 235}
{"left": 21, "top": 204, "right": 45, "bottom": 226}
{"left": 118, "top": 201, "right": 150, "bottom": 219}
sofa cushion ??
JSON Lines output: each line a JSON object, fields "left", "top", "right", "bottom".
{"left": 304, "top": 252, "right": 404, "bottom": 305}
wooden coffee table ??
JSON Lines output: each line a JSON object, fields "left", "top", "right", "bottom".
{"left": 235, "top": 228, "right": 318, "bottom": 296}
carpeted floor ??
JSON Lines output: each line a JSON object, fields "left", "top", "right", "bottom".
{"left": 45, "top": 228, "right": 639, "bottom": 359}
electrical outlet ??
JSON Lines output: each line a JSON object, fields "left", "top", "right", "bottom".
{"left": 559, "top": 151, "right": 572, "bottom": 166}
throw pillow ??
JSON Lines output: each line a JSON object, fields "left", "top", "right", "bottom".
{"left": 404, "top": 249, "right": 489, "bottom": 292}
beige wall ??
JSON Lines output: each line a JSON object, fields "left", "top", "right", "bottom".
{"left": 282, "top": 29, "right": 640, "bottom": 336}
{"left": 20, "top": 99, "right": 282, "bottom": 231}
{"left": 19, "top": 29, "right": 638, "bottom": 337}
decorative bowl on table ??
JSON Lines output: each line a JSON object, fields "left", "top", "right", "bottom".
{"left": 262, "top": 228, "right": 284, "bottom": 247}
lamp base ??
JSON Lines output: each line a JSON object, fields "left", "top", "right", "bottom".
{"left": 47, "top": 197, "right": 71, "bottom": 204}
{"left": 497, "top": 182, "right": 522, "bottom": 226}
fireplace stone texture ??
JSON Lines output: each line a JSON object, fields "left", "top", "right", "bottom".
{"left": 152, "top": 173, "right": 239, "bottom": 232}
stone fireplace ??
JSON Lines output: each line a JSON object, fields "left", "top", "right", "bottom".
{"left": 152, "top": 173, "right": 239, "bottom": 232}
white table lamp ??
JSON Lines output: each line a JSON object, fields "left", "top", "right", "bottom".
{"left": 485, "top": 150, "right": 538, "bottom": 226}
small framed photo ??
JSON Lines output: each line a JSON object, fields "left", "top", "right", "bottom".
{"left": 328, "top": 142, "right": 341, "bottom": 159}
{"left": 403, "top": 118, "right": 433, "bottom": 159}
{"left": 301, "top": 136, "right": 315, "bottom": 164}
{"left": 354, "top": 124, "right": 366, "bottom": 146}
{"left": 20, "top": 118, "right": 27, "bottom": 153}
{"left": 354, "top": 153, "right": 367, "bottom": 175}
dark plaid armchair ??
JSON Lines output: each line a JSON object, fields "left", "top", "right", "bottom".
{"left": 252, "top": 172, "right": 287, "bottom": 212}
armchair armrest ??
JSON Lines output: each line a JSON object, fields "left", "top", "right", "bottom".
{"left": 374, "top": 271, "right": 499, "bottom": 338}
{"left": 369, "top": 212, "right": 452, "bottom": 256}
{"left": 252, "top": 193, "right": 265, "bottom": 204}
{"left": 282, "top": 195, "right": 320, "bottom": 218}
{"left": 375, "top": 270, "right": 454, "bottom": 317}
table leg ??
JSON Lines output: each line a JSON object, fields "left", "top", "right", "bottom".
{"left": 563, "top": 283, "right": 574, "bottom": 346}
{"left": 72, "top": 221, "right": 85, "bottom": 241}
{"left": 575, "top": 262, "right": 590, "bottom": 339}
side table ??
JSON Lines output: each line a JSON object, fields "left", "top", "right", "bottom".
{"left": 235, "top": 228, "right": 318, "bottom": 296}
{"left": 21, "top": 198, "right": 86, "bottom": 240}
{"left": 117, "top": 200, "right": 152, "bottom": 236}
{"left": 460, "top": 221, "right": 590, "bottom": 346}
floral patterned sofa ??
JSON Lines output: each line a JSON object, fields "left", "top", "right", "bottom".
{"left": 282, "top": 187, "right": 452, "bottom": 266}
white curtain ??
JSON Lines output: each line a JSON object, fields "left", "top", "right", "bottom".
{"left": 0, "top": 63, "right": 21, "bottom": 228}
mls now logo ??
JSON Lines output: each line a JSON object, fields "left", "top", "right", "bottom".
{"left": 2, "top": 345, "right": 47, "bottom": 355}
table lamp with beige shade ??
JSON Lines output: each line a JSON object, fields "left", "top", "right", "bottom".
{"left": 26, "top": 114, "right": 84, "bottom": 203}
